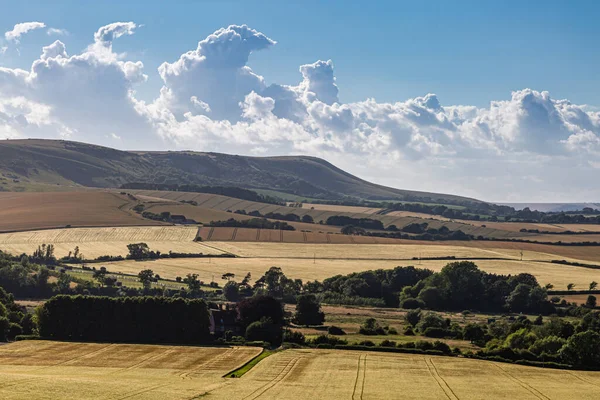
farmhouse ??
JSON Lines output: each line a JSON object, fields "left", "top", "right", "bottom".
{"left": 209, "top": 304, "right": 239, "bottom": 336}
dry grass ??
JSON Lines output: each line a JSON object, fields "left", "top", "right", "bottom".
{"left": 0, "top": 226, "right": 223, "bottom": 258}
{"left": 210, "top": 348, "right": 600, "bottom": 399}
{"left": 0, "top": 341, "right": 261, "bottom": 400}
{"left": 0, "top": 191, "right": 161, "bottom": 232}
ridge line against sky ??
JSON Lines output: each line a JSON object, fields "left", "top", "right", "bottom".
{"left": 0, "top": 2, "right": 599, "bottom": 203}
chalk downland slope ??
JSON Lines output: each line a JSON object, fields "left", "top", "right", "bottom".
{"left": 0, "top": 139, "right": 479, "bottom": 203}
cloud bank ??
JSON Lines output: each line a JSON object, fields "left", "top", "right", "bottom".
{"left": 0, "top": 22, "right": 598, "bottom": 202}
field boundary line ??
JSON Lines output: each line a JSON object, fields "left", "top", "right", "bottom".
{"left": 207, "top": 227, "right": 215, "bottom": 240}
{"left": 242, "top": 356, "right": 301, "bottom": 400}
{"left": 232, "top": 228, "right": 238, "bottom": 240}
{"left": 423, "top": 357, "right": 459, "bottom": 400}
{"left": 492, "top": 363, "right": 550, "bottom": 400}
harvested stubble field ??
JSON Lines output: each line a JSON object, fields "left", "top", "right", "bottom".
{"left": 1, "top": 343, "right": 598, "bottom": 399}
{"left": 208, "top": 241, "right": 600, "bottom": 262}
{"left": 0, "top": 341, "right": 261, "bottom": 400}
{"left": 212, "top": 348, "right": 600, "bottom": 399}
{"left": 98, "top": 243, "right": 600, "bottom": 288}
{"left": 0, "top": 192, "right": 162, "bottom": 232}
{"left": 0, "top": 226, "right": 223, "bottom": 258}
{"left": 200, "top": 226, "right": 600, "bottom": 260}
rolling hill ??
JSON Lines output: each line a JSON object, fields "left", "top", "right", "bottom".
{"left": 0, "top": 139, "right": 480, "bottom": 204}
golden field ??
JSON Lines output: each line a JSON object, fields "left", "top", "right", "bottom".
{"left": 212, "top": 348, "right": 600, "bottom": 400}
{"left": 0, "top": 226, "right": 224, "bottom": 258}
{"left": 0, "top": 341, "right": 261, "bottom": 400}
{"left": 97, "top": 242, "right": 600, "bottom": 288}
{"left": 1, "top": 343, "right": 598, "bottom": 399}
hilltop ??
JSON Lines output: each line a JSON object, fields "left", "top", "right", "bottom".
{"left": 0, "top": 139, "right": 479, "bottom": 204}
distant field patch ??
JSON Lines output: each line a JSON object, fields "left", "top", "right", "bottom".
{"left": 0, "top": 226, "right": 222, "bottom": 258}
{"left": 97, "top": 241, "right": 600, "bottom": 288}
{"left": 0, "top": 191, "right": 162, "bottom": 232}
{"left": 0, "top": 341, "right": 261, "bottom": 400}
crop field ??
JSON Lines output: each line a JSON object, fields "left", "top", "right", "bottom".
{"left": 1, "top": 343, "right": 598, "bottom": 399}
{"left": 0, "top": 226, "right": 224, "bottom": 258}
{"left": 302, "top": 203, "right": 382, "bottom": 214}
{"left": 0, "top": 191, "right": 162, "bottom": 232}
{"left": 0, "top": 341, "right": 261, "bottom": 400}
{"left": 125, "top": 190, "right": 525, "bottom": 239}
{"left": 212, "top": 348, "right": 600, "bottom": 399}
{"left": 207, "top": 239, "right": 600, "bottom": 262}
{"left": 97, "top": 241, "right": 600, "bottom": 288}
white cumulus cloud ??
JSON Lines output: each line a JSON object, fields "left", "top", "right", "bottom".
{"left": 0, "top": 22, "right": 599, "bottom": 201}
{"left": 5, "top": 22, "right": 46, "bottom": 43}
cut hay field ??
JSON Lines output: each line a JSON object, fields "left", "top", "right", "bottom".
{"left": 0, "top": 226, "right": 223, "bottom": 258}
{"left": 2, "top": 343, "right": 598, "bottom": 399}
{"left": 97, "top": 242, "right": 600, "bottom": 288}
{"left": 0, "top": 341, "right": 261, "bottom": 400}
{"left": 0, "top": 192, "right": 162, "bottom": 232}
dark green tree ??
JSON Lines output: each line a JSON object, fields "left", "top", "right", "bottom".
{"left": 294, "top": 294, "right": 325, "bottom": 326}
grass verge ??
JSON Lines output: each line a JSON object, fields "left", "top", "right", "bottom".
{"left": 225, "top": 349, "right": 274, "bottom": 378}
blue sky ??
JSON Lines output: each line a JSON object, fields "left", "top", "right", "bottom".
{"left": 2, "top": 0, "right": 599, "bottom": 107}
{"left": 0, "top": 1, "right": 599, "bottom": 202}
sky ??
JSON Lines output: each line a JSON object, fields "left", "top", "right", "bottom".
{"left": 0, "top": 0, "right": 599, "bottom": 202}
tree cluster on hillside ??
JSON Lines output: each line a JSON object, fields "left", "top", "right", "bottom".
{"left": 208, "top": 218, "right": 295, "bottom": 230}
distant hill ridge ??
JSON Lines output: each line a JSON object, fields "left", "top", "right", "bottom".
{"left": 0, "top": 139, "right": 480, "bottom": 204}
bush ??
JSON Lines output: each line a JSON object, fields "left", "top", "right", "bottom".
{"left": 7, "top": 323, "right": 22, "bottom": 340}
{"left": 357, "top": 340, "right": 375, "bottom": 347}
{"left": 283, "top": 329, "right": 306, "bottom": 345}
{"left": 423, "top": 327, "right": 452, "bottom": 338}
{"left": 14, "top": 334, "right": 41, "bottom": 341}
{"left": 403, "top": 326, "right": 415, "bottom": 336}
{"left": 359, "top": 318, "right": 386, "bottom": 335}
{"left": 327, "top": 325, "right": 346, "bottom": 335}
{"left": 529, "top": 336, "right": 566, "bottom": 355}
{"left": 417, "top": 312, "right": 447, "bottom": 333}
{"left": 245, "top": 318, "right": 283, "bottom": 346}
{"left": 431, "top": 340, "right": 452, "bottom": 354}
{"left": 405, "top": 309, "right": 421, "bottom": 326}
{"left": 379, "top": 339, "right": 397, "bottom": 347}
{"left": 401, "top": 298, "right": 425, "bottom": 309}
{"left": 309, "top": 335, "right": 348, "bottom": 346}
{"left": 386, "top": 327, "right": 398, "bottom": 335}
